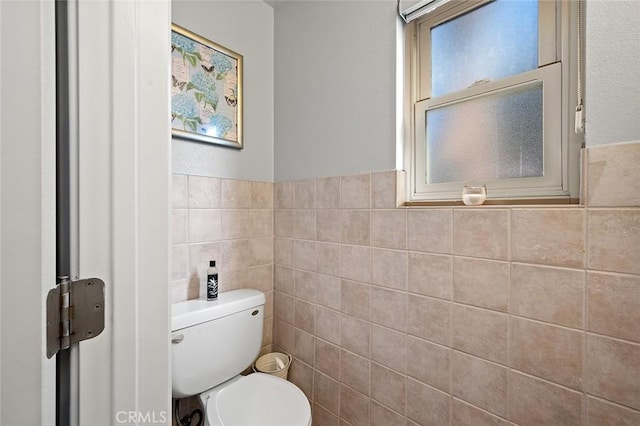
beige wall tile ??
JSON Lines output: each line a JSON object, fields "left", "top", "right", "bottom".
{"left": 275, "top": 210, "right": 295, "bottom": 238}
{"left": 314, "top": 371, "right": 340, "bottom": 415}
{"left": 588, "top": 271, "right": 640, "bottom": 343}
{"left": 340, "top": 349, "right": 370, "bottom": 396}
{"left": 221, "top": 179, "right": 252, "bottom": 209}
{"left": 371, "top": 362, "right": 406, "bottom": 414}
{"left": 249, "top": 236, "right": 273, "bottom": 267}
{"left": 452, "top": 399, "right": 509, "bottom": 426}
{"left": 588, "top": 209, "right": 640, "bottom": 274}
{"left": 275, "top": 319, "right": 294, "bottom": 353}
{"left": 452, "top": 305, "right": 508, "bottom": 365}
{"left": 341, "top": 279, "right": 371, "bottom": 320}
{"left": 586, "top": 334, "right": 640, "bottom": 410}
{"left": 371, "top": 401, "right": 406, "bottom": 426}
{"left": 512, "top": 209, "right": 585, "bottom": 268}
{"left": 511, "top": 317, "right": 583, "bottom": 390}
{"left": 587, "top": 396, "right": 640, "bottom": 426}
{"left": 316, "top": 306, "right": 340, "bottom": 345}
{"left": 317, "top": 209, "right": 341, "bottom": 243}
{"left": 406, "top": 378, "right": 451, "bottom": 426}
{"left": 407, "top": 336, "right": 450, "bottom": 393}
{"left": 275, "top": 238, "right": 294, "bottom": 267}
{"left": 371, "top": 286, "right": 407, "bottom": 332}
{"left": 221, "top": 209, "right": 249, "bottom": 239}
{"left": 512, "top": 264, "right": 585, "bottom": 328}
{"left": 275, "top": 181, "right": 294, "bottom": 209}
{"left": 295, "top": 269, "right": 316, "bottom": 302}
{"left": 220, "top": 239, "right": 250, "bottom": 271}
{"left": 294, "top": 239, "right": 317, "bottom": 272}
{"left": 371, "top": 210, "right": 407, "bottom": 250}
{"left": 316, "top": 274, "right": 341, "bottom": 310}
{"left": 172, "top": 209, "right": 188, "bottom": 244}
{"left": 248, "top": 209, "right": 273, "bottom": 238}
{"left": 294, "top": 299, "right": 315, "bottom": 334}
{"left": 453, "top": 209, "right": 509, "bottom": 260}
{"left": 171, "top": 279, "right": 197, "bottom": 303}
{"left": 339, "top": 245, "right": 371, "bottom": 283}
{"left": 295, "top": 179, "right": 316, "bottom": 209}
{"left": 315, "top": 339, "right": 340, "bottom": 381}
{"left": 341, "top": 314, "right": 370, "bottom": 357}
{"left": 341, "top": 210, "right": 370, "bottom": 246}
{"left": 172, "top": 174, "right": 188, "bottom": 208}
{"left": 289, "top": 359, "right": 314, "bottom": 399}
{"left": 188, "top": 242, "right": 221, "bottom": 284}
{"left": 316, "top": 243, "right": 340, "bottom": 276}
{"left": 172, "top": 244, "right": 189, "bottom": 281}
{"left": 264, "top": 290, "right": 273, "bottom": 318}
{"left": 219, "top": 269, "right": 249, "bottom": 292}
{"left": 275, "top": 292, "right": 295, "bottom": 324}
{"left": 453, "top": 257, "right": 509, "bottom": 312}
{"left": 371, "top": 248, "right": 407, "bottom": 291}
{"left": 408, "top": 252, "right": 452, "bottom": 300}
{"left": 587, "top": 141, "right": 640, "bottom": 207}
{"left": 407, "top": 295, "right": 451, "bottom": 346}
{"left": 262, "top": 318, "right": 273, "bottom": 347}
{"left": 452, "top": 352, "right": 507, "bottom": 417}
{"left": 372, "top": 171, "right": 399, "bottom": 209}
{"left": 317, "top": 176, "right": 341, "bottom": 209}
{"left": 509, "top": 371, "right": 583, "bottom": 426}
{"left": 313, "top": 403, "right": 340, "bottom": 426}
{"left": 371, "top": 325, "right": 407, "bottom": 373}
{"left": 274, "top": 265, "right": 294, "bottom": 295}
{"left": 251, "top": 181, "right": 273, "bottom": 209}
{"left": 188, "top": 175, "right": 221, "bottom": 208}
{"left": 407, "top": 209, "right": 452, "bottom": 254}
{"left": 188, "top": 209, "right": 221, "bottom": 242}
{"left": 341, "top": 174, "right": 371, "bottom": 209}
{"left": 248, "top": 264, "right": 273, "bottom": 293}
{"left": 340, "top": 384, "right": 370, "bottom": 426}
{"left": 294, "top": 210, "right": 316, "bottom": 240}
{"left": 293, "top": 327, "right": 315, "bottom": 366}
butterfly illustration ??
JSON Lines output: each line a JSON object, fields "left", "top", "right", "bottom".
{"left": 225, "top": 96, "right": 237, "bottom": 107}
{"left": 201, "top": 64, "right": 215, "bottom": 74}
{"left": 172, "top": 75, "right": 187, "bottom": 90}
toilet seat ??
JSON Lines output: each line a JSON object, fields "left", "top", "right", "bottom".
{"left": 205, "top": 373, "right": 312, "bottom": 426}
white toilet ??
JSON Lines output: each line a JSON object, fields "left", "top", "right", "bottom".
{"left": 171, "top": 288, "right": 312, "bottom": 426}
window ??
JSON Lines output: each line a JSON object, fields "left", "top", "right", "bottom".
{"left": 404, "top": 0, "right": 581, "bottom": 202}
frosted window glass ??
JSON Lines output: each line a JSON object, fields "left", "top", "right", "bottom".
{"left": 431, "top": 0, "right": 538, "bottom": 97}
{"left": 426, "top": 82, "right": 543, "bottom": 184}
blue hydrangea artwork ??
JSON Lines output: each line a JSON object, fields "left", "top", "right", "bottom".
{"left": 170, "top": 25, "right": 242, "bottom": 147}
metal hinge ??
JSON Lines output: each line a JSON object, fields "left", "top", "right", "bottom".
{"left": 46, "top": 276, "right": 105, "bottom": 359}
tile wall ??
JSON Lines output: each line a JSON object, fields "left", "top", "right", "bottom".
{"left": 272, "top": 141, "right": 640, "bottom": 425}
{"left": 171, "top": 174, "right": 275, "bottom": 355}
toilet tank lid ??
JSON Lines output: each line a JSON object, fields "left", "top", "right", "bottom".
{"left": 172, "top": 289, "right": 265, "bottom": 331}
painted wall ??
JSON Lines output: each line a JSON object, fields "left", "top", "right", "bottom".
{"left": 585, "top": 0, "right": 640, "bottom": 146}
{"left": 273, "top": 1, "right": 397, "bottom": 182}
{"left": 272, "top": 0, "right": 640, "bottom": 182}
{"left": 172, "top": 0, "right": 274, "bottom": 181}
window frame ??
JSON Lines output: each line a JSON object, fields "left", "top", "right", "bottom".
{"left": 404, "top": 0, "right": 581, "bottom": 203}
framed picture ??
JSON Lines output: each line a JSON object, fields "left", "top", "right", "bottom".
{"left": 171, "top": 23, "right": 243, "bottom": 149}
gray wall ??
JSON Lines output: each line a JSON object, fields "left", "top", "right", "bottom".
{"left": 272, "top": 0, "right": 640, "bottom": 182}
{"left": 172, "top": 0, "right": 274, "bottom": 181}
{"left": 585, "top": 0, "right": 640, "bottom": 146}
{"left": 273, "top": 0, "right": 397, "bottom": 182}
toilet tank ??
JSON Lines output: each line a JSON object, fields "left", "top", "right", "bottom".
{"left": 171, "top": 289, "right": 265, "bottom": 398}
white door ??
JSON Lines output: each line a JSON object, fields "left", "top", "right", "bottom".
{"left": 0, "top": 1, "right": 171, "bottom": 424}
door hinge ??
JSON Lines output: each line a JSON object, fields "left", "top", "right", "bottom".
{"left": 46, "top": 276, "right": 105, "bottom": 359}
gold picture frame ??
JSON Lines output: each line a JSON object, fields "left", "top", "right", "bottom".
{"left": 171, "top": 23, "right": 243, "bottom": 149}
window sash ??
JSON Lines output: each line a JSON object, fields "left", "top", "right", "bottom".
{"left": 416, "top": 0, "right": 558, "bottom": 101}
{"left": 412, "top": 63, "right": 564, "bottom": 201}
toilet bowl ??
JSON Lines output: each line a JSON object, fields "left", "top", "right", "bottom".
{"left": 171, "top": 289, "right": 311, "bottom": 426}
{"left": 200, "top": 373, "right": 311, "bottom": 426}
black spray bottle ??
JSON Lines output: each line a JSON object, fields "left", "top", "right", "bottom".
{"left": 207, "top": 260, "right": 218, "bottom": 300}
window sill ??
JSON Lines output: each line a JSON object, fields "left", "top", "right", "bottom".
{"left": 403, "top": 197, "right": 581, "bottom": 208}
